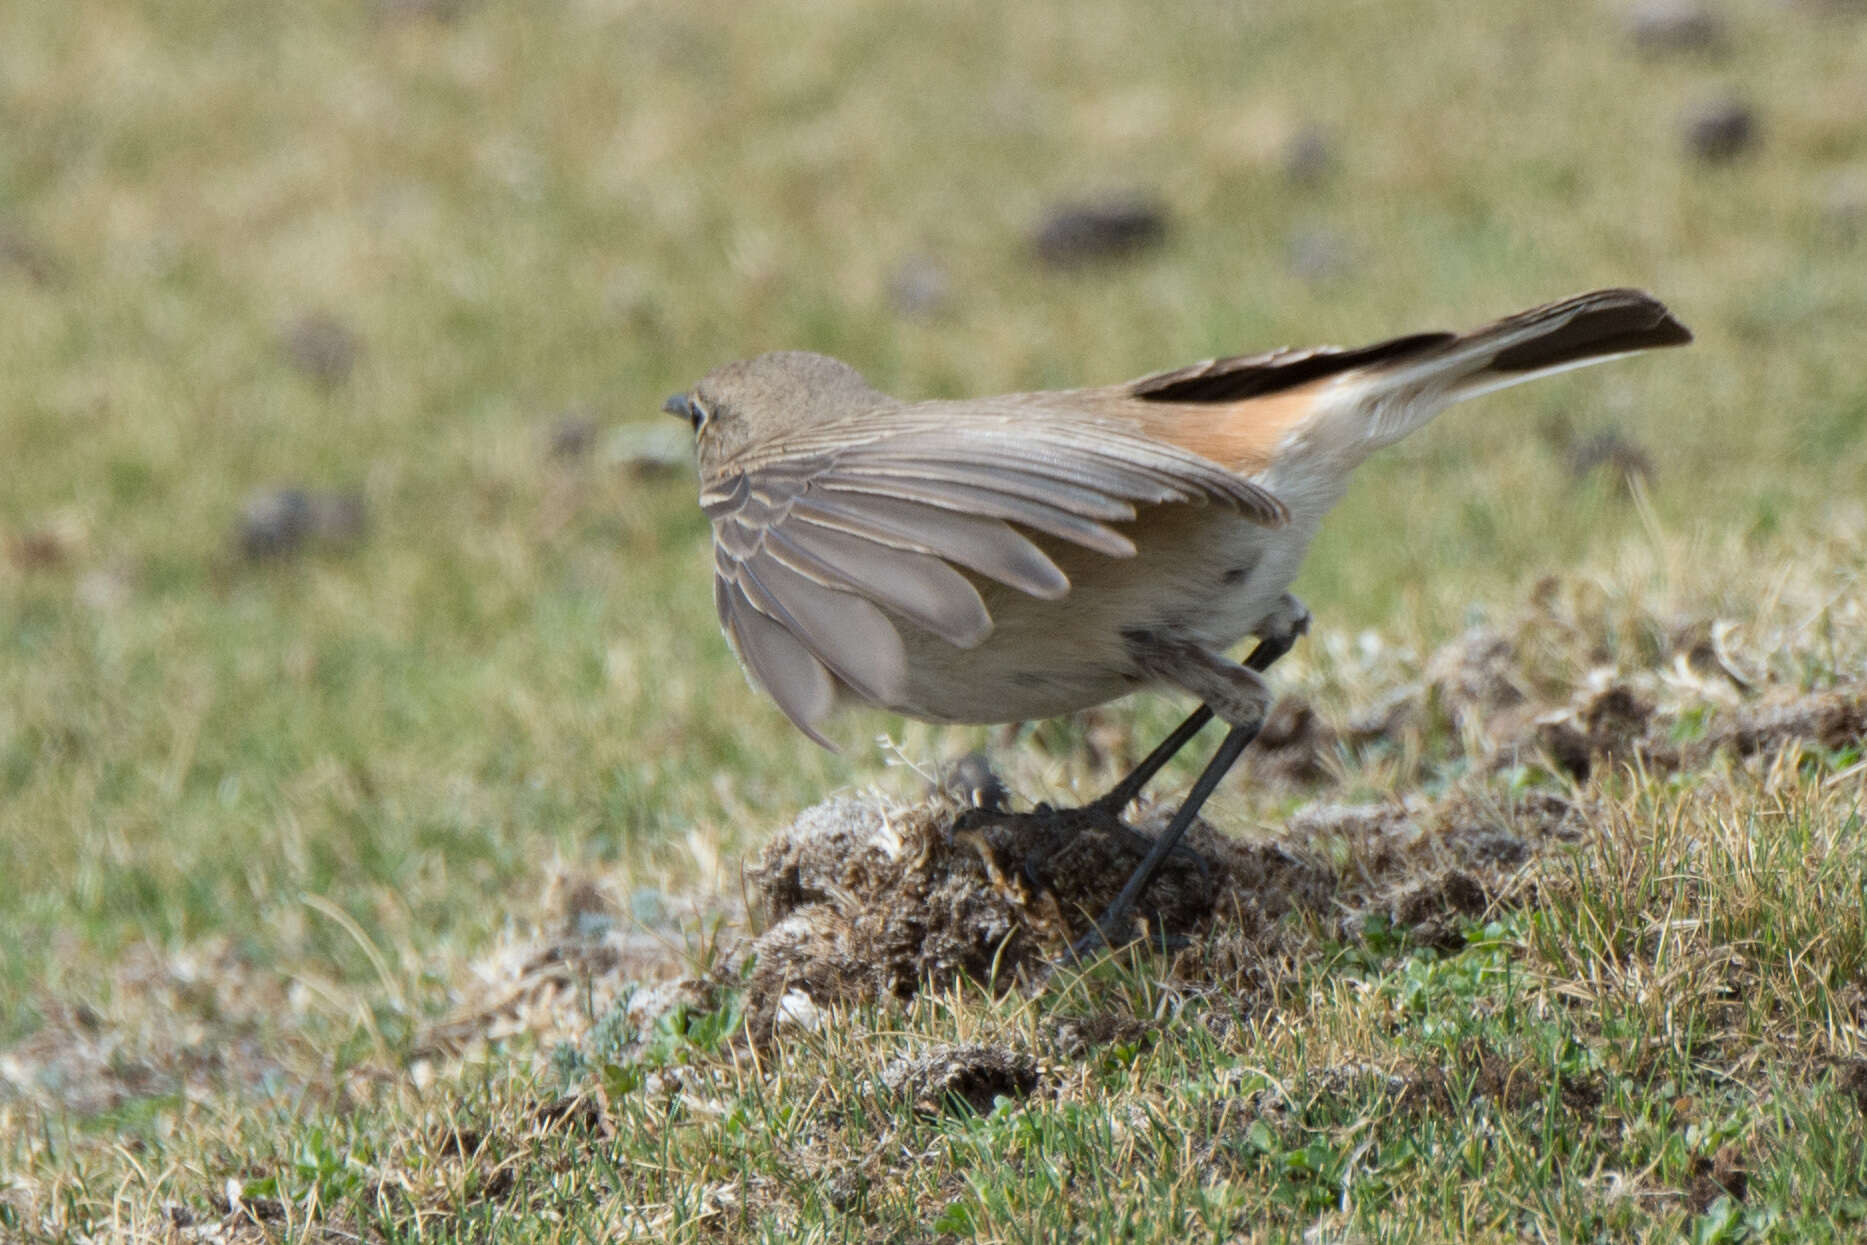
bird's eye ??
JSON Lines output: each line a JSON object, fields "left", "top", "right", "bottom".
{"left": 661, "top": 393, "right": 711, "bottom": 432}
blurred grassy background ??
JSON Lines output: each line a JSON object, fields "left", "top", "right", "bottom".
{"left": 2, "top": 0, "right": 1863, "bottom": 1058}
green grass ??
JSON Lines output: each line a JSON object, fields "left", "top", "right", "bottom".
{"left": 4, "top": 0, "right": 1867, "bottom": 1238}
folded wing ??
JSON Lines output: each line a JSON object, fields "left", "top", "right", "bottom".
{"left": 706, "top": 405, "right": 1288, "bottom": 740}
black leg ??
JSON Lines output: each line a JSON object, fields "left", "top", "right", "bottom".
{"left": 1065, "top": 609, "right": 1308, "bottom": 957}
{"left": 1070, "top": 717, "right": 1261, "bottom": 957}
{"left": 1240, "top": 614, "right": 1306, "bottom": 676}
{"left": 1091, "top": 705, "right": 1214, "bottom": 814}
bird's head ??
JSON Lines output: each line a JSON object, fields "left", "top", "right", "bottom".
{"left": 663, "top": 350, "right": 888, "bottom": 474}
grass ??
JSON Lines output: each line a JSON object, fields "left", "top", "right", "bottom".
{"left": 3, "top": 0, "right": 1866, "bottom": 1239}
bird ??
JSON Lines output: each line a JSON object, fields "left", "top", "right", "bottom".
{"left": 664, "top": 288, "right": 1691, "bottom": 951}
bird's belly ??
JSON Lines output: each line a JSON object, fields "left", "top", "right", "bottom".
{"left": 885, "top": 505, "right": 1321, "bottom": 725}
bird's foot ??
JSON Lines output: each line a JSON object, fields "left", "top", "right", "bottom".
{"left": 1021, "top": 798, "right": 1213, "bottom": 889}
{"left": 951, "top": 795, "right": 1215, "bottom": 963}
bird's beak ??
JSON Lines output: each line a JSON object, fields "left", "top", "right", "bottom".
{"left": 662, "top": 393, "right": 693, "bottom": 421}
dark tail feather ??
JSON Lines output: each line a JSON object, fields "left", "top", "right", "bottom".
{"left": 1465, "top": 288, "right": 1693, "bottom": 378}
{"left": 1351, "top": 288, "right": 1691, "bottom": 447}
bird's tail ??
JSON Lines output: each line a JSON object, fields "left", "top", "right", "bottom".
{"left": 1345, "top": 288, "right": 1692, "bottom": 450}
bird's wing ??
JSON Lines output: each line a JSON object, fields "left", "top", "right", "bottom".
{"left": 706, "top": 403, "right": 1288, "bottom": 740}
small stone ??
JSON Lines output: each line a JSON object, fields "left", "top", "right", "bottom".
{"left": 279, "top": 312, "right": 361, "bottom": 387}
{"left": 1281, "top": 125, "right": 1335, "bottom": 186}
{"left": 1683, "top": 96, "right": 1757, "bottom": 162}
{"left": 237, "top": 487, "right": 367, "bottom": 560}
{"left": 1626, "top": 0, "right": 1726, "bottom": 54}
{"left": 1567, "top": 428, "right": 1656, "bottom": 493}
{"left": 546, "top": 410, "right": 599, "bottom": 460}
{"left": 773, "top": 990, "right": 822, "bottom": 1032}
{"left": 1031, "top": 195, "right": 1168, "bottom": 268}
{"left": 886, "top": 254, "right": 951, "bottom": 317}
{"left": 0, "top": 224, "right": 63, "bottom": 286}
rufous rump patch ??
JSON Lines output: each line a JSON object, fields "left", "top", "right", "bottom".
{"left": 1129, "top": 382, "right": 1328, "bottom": 474}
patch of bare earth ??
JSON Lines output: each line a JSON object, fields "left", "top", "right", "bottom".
{"left": 1248, "top": 637, "right": 1863, "bottom": 791}
{"left": 0, "top": 940, "right": 303, "bottom": 1118}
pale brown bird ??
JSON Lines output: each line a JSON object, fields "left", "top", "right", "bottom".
{"left": 666, "top": 289, "right": 1691, "bottom": 950}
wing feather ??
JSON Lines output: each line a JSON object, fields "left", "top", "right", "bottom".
{"left": 817, "top": 476, "right": 1137, "bottom": 556}
{"left": 717, "top": 578, "right": 836, "bottom": 746}
{"left": 764, "top": 521, "right": 992, "bottom": 648}
{"left": 787, "top": 492, "right": 1070, "bottom": 599}
{"left": 765, "top": 410, "right": 1287, "bottom": 526}
{"left": 733, "top": 550, "right": 907, "bottom": 705}
{"left": 830, "top": 459, "right": 1141, "bottom": 521}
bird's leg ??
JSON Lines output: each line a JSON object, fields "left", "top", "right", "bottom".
{"left": 1008, "top": 595, "right": 1306, "bottom": 906}
{"left": 1066, "top": 596, "right": 1310, "bottom": 957}
{"left": 1091, "top": 594, "right": 1310, "bottom": 816}
{"left": 1086, "top": 704, "right": 1213, "bottom": 818}
{"left": 1070, "top": 719, "right": 1258, "bottom": 959}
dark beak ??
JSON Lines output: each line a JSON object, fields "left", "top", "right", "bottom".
{"left": 662, "top": 393, "right": 693, "bottom": 421}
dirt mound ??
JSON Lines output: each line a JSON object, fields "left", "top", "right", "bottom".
{"left": 735, "top": 781, "right": 1582, "bottom": 1043}
{"left": 739, "top": 792, "right": 1312, "bottom": 1035}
